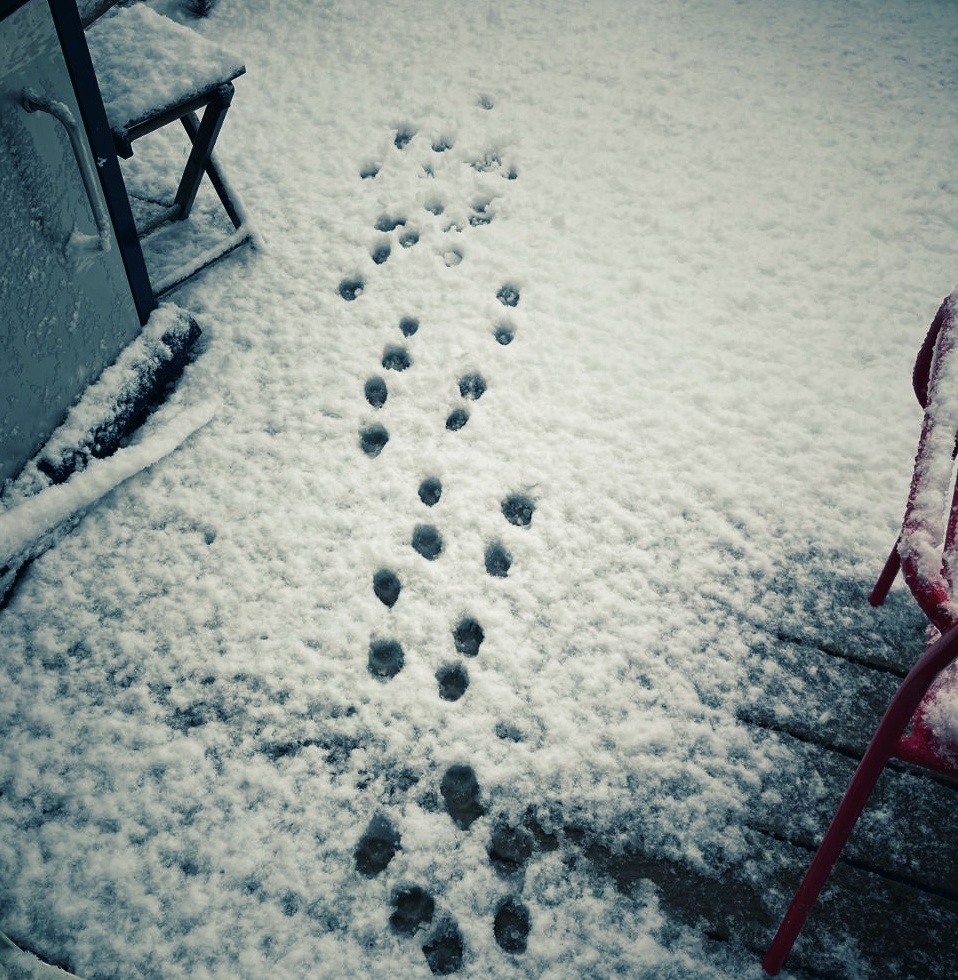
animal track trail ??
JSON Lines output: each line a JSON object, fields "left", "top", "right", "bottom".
{"left": 351, "top": 102, "right": 539, "bottom": 974}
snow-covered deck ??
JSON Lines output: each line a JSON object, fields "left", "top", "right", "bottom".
{"left": 2, "top": 0, "right": 958, "bottom": 977}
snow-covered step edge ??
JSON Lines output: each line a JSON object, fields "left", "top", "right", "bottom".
{"left": 0, "top": 400, "right": 216, "bottom": 600}
{"left": 20, "top": 303, "right": 202, "bottom": 491}
{"left": 0, "top": 929, "right": 88, "bottom": 979}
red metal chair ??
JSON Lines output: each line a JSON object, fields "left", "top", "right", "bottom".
{"left": 762, "top": 291, "right": 958, "bottom": 975}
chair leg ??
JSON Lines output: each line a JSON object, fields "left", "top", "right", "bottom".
{"left": 180, "top": 110, "right": 245, "bottom": 230}
{"left": 868, "top": 539, "right": 901, "bottom": 607}
{"left": 762, "top": 738, "right": 896, "bottom": 973}
{"left": 762, "top": 622, "right": 958, "bottom": 975}
{"left": 173, "top": 83, "right": 234, "bottom": 220}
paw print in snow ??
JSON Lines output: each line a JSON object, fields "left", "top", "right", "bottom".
{"left": 436, "top": 663, "right": 469, "bottom": 702}
{"left": 394, "top": 127, "right": 416, "bottom": 150}
{"left": 485, "top": 542, "right": 512, "bottom": 577}
{"left": 368, "top": 638, "right": 404, "bottom": 679}
{"left": 458, "top": 373, "right": 486, "bottom": 400}
{"left": 440, "top": 764, "right": 485, "bottom": 830}
{"left": 493, "top": 897, "right": 531, "bottom": 953}
{"left": 418, "top": 477, "right": 442, "bottom": 506}
{"left": 446, "top": 408, "right": 469, "bottom": 431}
{"left": 364, "top": 377, "right": 388, "bottom": 408}
{"left": 373, "top": 569, "right": 401, "bottom": 607}
{"left": 501, "top": 494, "right": 534, "bottom": 527}
{"left": 389, "top": 886, "right": 435, "bottom": 935}
{"left": 496, "top": 283, "right": 520, "bottom": 307}
{"left": 360, "top": 424, "right": 389, "bottom": 457}
{"left": 412, "top": 524, "right": 443, "bottom": 560}
{"left": 452, "top": 616, "right": 484, "bottom": 657}
{"left": 339, "top": 277, "right": 365, "bottom": 301}
{"left": 355, "top": 813, "right": 401, "bottom": 875}
{"left": 383, "top": 345, "right": 411, "bottom": 371}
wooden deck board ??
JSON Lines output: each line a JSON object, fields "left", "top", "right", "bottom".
{"left": 746, "top": 728, "right": 958, "bottom": 901}
{"left": 718, "top": 586, "right": 958, "bottom": 978}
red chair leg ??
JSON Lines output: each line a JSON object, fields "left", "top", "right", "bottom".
{"left": 869, "top": 539, "right": 901, "bottom": 607}
{"left": 762, "top": 623, "right": 958, "bottom": 975}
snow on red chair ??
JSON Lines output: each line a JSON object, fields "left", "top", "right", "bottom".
{"left": 763, "top": 291, "right": 958, "bottom": 975}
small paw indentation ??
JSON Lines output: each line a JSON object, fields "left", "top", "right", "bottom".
{"left": 458, "top": 373, "right": 486, "bottom": 400}
{"left": 422, "top": 917, "right": 465, "bottom": 976}
{"left": 436, "top": 663, "right": 469, "bottom": 702}
{"left": 390, "top": 886, "right": 435, "bottom": 935}
{"left": 418, "top": 477, "right": 442, "bottom": 507}
{"left": 339, "top": 277, "right": 365, "bottom": 301}
{"left": 355, "top": 813, "right": 401, "bottom": 875}
{"left": 375, "top": 214, "right": 406, "bottom": 233}
{"left": 373, "top": 569, "right": 401, "bottom": 608}
{"left": 368, "top": 639, "right": 404, "bottom": 679}
{"left": 485, "top": 542, "right": 512, "bottom": 577}
{"left": 412, "top": 524, "right": 443, "bottom": 560}
{"left": 496, "top": 284, "right": 520, "bottom": 307}
{"left": 383, "top": 345, "right": 411, "bottom": 371}
{"left": 493, "top": 897, "right": 530, "bottom": 954}
{"left": 469, "top": 200, "right": 493, "bottom": 226}
{"left": 452, "top": 617, "right": 484, "bottom": 657}
{"left": 360, "top": 424, "right": 389, "bottom": 457}
{"left": 364, "top": 377, "right": 388, "bottom": 408}
{"left": 440, "top": 764, "right": 485, "bottom": 830}
{"left": 446, "top": 408, "right": 469, "bottom": 431}
{"left": 501, "top": 494, "right": 534, "bottom": 527}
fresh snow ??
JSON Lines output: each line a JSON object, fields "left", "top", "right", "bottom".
{"left": 0, "top": 399, "right": 214, "bottom": 577}
{"left": 3, "top": 0, "right": 958, "bottom": 977}
{"left": 85, "top": 4, "right": 244, "bottom": 131}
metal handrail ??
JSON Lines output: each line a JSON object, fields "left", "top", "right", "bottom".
{"left": 21, "top": 86, "right": 112, "bottom": 254}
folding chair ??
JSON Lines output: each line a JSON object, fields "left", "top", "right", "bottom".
{"left": 763, "top": 290, "right": 958, "bottom": 975}
{"left": 85, "top": 2, "right": 255, "bottom": 297}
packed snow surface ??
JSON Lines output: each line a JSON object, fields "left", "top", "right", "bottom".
{"left": 3, "top": 0, "right": 958, "bottom": 977}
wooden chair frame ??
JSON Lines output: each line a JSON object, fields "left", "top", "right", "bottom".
{"left": 87, "top": 3, "right": 254, "bottom": 298}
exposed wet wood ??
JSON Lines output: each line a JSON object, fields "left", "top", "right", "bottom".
{"left": 725, "top": 606, "right": 958, "bottom": 978}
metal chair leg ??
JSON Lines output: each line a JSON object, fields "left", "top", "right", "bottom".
{"left": 868, "top": 538, "right": 901, "bottom": 607}
{"left": 762, "top": 623, "right": 958, "bottom": 975}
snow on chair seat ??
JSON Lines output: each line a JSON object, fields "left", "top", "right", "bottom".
{"left": 762, "top": 290, "right": 958, "bottom": 976}
{"left": 85, "top": 2, "right": 255, "bottom": 297}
